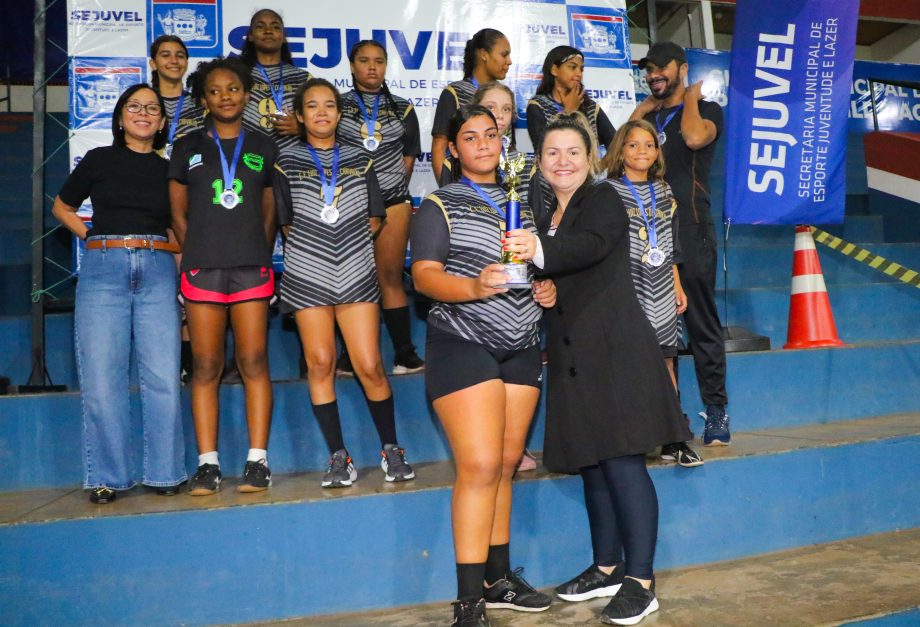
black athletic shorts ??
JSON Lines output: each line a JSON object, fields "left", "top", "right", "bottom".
{"left": 424, "top": 323, "right": 542, "bottom": 401}
{"left": 180, "top": 266, "right": 274, "bottom": 305}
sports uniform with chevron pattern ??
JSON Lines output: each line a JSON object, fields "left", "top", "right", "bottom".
{"left": 431, "top": 78, "right": 478, "bottom": 138}
{"left": 526, "top": 94, "right": 615, "bottom": 150}
{"left": 607, "top": 178, "right": 681, "bottom": 349}
{"left": 414, "top": 182, "right": 542, "bottom": 350}
{"left": 163, "top": 92, "right": 205, "bottom": 142}
{"left": 338, "top": 90, "right": 420, "bottom": 204}
{"left": 275, "top": 143, "right": 385, "bottom": 310}
{"left": 243, "top": 63, "right": 312, "bottom": 151}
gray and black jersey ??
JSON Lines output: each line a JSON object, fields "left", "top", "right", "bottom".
{"left": 526, "top": 93, "right": 615, "bottom": 150}
{"left": 607, "top": 178, "right": 681, "bottom": 349}
{"left": 337, "top": 89, "right": 420, "bottom": 205}
{"left": 162, "top": 91, "right": 205, "bottom": 144}
{"left": 243, "top": 63, "right": 312, "bottom": 152}
{"left": 275, "top": 143, "right": 386, "bottom": 310}
{"left": 431, "top": 78, "right": 478, "bottom": 138}
{"left": 410, "top": 181, "right": 542, "bottom": 350}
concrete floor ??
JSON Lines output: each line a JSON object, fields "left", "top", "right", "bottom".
{"left": 265, "top": 528, "right": 920, "bottom": 626}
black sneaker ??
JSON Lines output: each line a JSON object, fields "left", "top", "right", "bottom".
{"left": 239, "top": 459, "right": 272, "bottom": 492}
{"left": 89, "top": 487, "right": 116, "bottom": 504}
{"left": 188, "top": 463, "right": 222, "bottom": 496}
{"left": 701, "top": 404, "right": 730, "bottom": 446}
{"left": 661, "top": 442, "right": 704, "bottom": 468}
{"left": 600, "top": 577, "right": 659, "bottom": 625}
{"left": 451, "top": 598, "right": 490, "bottom": 626}
{"left": 392, "top": 350, "right": 424, "bottom": 375}
{"left": 555, "top": 563, "right": 624, "bottom": 602}
{"left": 483, "top": 567, "right": 552, "bottom": 612}
{"left": 322, "top": 449, "right": 357, "bottom": 488}
{"left": 381, "top": 444, "right": 416, "bottom": 482}
{"left": 336, "top": 351, "right": 355, "bottom": 377}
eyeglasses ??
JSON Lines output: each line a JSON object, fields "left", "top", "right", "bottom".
{"left": 124, "top": 101, "right": 163, "bottom": 116}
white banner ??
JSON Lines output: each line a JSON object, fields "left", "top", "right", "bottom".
{"left": 68, "top": 0, "right": 633, "bottom": 204}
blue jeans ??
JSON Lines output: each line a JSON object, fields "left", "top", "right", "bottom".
{"left": 75, "top": 235, "right": 186, "bottom": 489}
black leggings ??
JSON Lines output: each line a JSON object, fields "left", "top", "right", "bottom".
{"left": 581, "top": 454, "right": 659, "bottom": 580}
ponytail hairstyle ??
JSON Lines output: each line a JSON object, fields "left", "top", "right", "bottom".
{"left": 462, "top": 29, "right": 507, "bottom": 80}
{"left": 347, "top": 40, "right": 406, "bottom": 136}
{"left": 471, "top": 81, "right": 518, "bottom": 152}
{"left": 600, "top": 119, "right": 666, "bottom": 180}
{"left": 535, "top": 45, "right": 589, "bottom": 115}
{"left": 446, "top": 104, "right": 501, "bottom": 184}
{"left": 536, "top": 111, "right": 600, "bottom": 178}
{"left": 292, "top": 77, "right": 343, "bottom": 141}
{"left": 149, "top": 35, "right": 189, "bottom": 92}
{"left": 239, "top": 8, "right": 293, "bottom": 67}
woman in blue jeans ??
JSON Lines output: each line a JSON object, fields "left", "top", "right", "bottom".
{"left": 52, "top": 83, "right": 186, "bottom": 503}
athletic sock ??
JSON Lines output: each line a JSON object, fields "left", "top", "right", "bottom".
{"left": 484, "top": 543, "right": 511, "bottom": 585}
{"left": 198, "top": 451, "right": 219, "bottom": 467}
{"left": 367, "top": 395, "right": 397, "bottom": 448}
{"left": 312, "top": 401, "right": 346, "bottom": 453}
{"left": 247, "top": 448, "right": 267, "bottom": 464}
{"left": 382, "top": 306, "right": 414, "bottom": 358}
{"left": 457, "top": 562, "right": 487, "bottom": 602}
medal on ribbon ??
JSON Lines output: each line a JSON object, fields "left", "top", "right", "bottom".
{"left": 165, "top": 91, "right": 186, "bottom": 160}
{"left": 212, "top": 128, "right": 245, "bottom": 210}
{"left": 256, "top": 63, "right": 286, "bottom": 118}
{"left": 622, "top": 177, "right": 665, "bottom": 267}
{"left": 307, "top": 144, "right": 341, "bottom": 225}
{"left": 655, "top": 105, "right": 682, "bottom": 145}
{"left": 355, "top": 92, "right": 382, "bottom": 152}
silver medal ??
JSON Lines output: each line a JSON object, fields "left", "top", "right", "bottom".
{"left": 321, "top": 204, "right": 339, "bottom": 224}
{"left": 501, "top": 135, "right": 511, "bottom": 149}
{"left": 164, "top": 143, "right": 173, "bottom": 160}
{"left": 220, "top": 189, "right": 239, "bottom": 209}
{"left": 363, "top": 136, "right": 379, "bottom": 151}
{"left": 658, "top": 131, "right": 667, "bottom": 145}
{"left": 647, "top": 247, "right": 665, "bottom": 267}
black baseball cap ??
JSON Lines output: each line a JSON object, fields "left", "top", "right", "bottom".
{"left": 638, "top": 42, "right": 687, "bottom": 69}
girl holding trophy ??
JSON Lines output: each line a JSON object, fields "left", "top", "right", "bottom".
{"left": 410, "top": 104, "right": 555, "bottom": 625}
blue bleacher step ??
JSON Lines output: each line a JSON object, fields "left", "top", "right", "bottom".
{"left": 719, "top": 282, "right": 920, "bottom": 347}
{"left": 715, "top": 242, "right": 920, "bottom": 289}
{"left": 1, "top": 413, "right": 917, "bottom": 625}
{"left": 2, "top": 338, "right": 918, "bottom": 492}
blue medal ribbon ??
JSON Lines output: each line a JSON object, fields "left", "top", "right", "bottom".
{"left": 552, "top": 98, "right": 563, "bottom": 113}
{"left": 461, "top": 177, "right": 506, "bottom": 221}
{"left": 470, "top": 77, "right": 480, "bottom": 90}
{"left": 306, "top": 144, "right": 340, "bottom": 207}
{"left": 655, "top": 104, "right": 683, "bottom": 140}
{"left": 354, "top": 92, "right": 381, "bottom": 137}
{"left": 256, "top": 63, "right": 285, "bottom": 112}
{"left": 621, "top": 177, "right": 659, "bottom": 250}
{"left": 211, "top": 128, "right": 245, "bottom": 194}
{"left": 167, "top": 91, "right": 186, "bottom": 144}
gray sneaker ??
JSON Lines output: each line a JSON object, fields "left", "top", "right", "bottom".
{"left": 322, "top": 449, "right": 357, "bottom": 488}
{"left": 381, "top": 444, "right": 416, "bottom": 482}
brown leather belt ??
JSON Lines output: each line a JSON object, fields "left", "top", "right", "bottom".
{"left": 85, "top": 238, "right": 180, "bottom": 253}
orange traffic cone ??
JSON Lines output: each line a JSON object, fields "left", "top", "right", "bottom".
{"left": 784, "top": 225, "right": 845, "bottom": 349}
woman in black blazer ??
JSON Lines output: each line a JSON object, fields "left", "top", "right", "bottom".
{"left": 506, "top": 112, "right": 690, "bottom": 626}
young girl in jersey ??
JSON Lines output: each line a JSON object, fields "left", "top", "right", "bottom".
{"left": 169, "top": 57, "right": 279, "bottom": 495}
{"left": 275, "top": 78, "right": 414, "bottom": 488}
{"left": 431, "top": 29, "right": 512, "bottom": 183}
{"left": 601, "top": 119, "right": 703, "bottom": 468}
{"left": 526, "top": 46, "right": 615, "bottom": 152}
{"left": 337, "top": 40, "right": 424, "bottom": 375}
{"left": 410, "top": 104, "right": 557, "bottom": 625}
{"left": 150, "top": 34, "right": 205, "bottom": 385}
{"left": 149, "top": 35, "right": 205, "bottom": 156}
{"left": 239, "top": 8, "right": 312, "bottom": 152}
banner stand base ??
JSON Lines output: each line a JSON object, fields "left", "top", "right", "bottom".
{"left": 722, "top": 325, "right": 771, "bottom": 353}
{"left": 15, "top": 384, "right": 68, "bottom": 395}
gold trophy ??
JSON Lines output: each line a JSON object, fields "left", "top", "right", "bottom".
{"left": 498, "top": 151, "right": 530, "bottom": 288}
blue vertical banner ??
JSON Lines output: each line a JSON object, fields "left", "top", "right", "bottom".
{"left": 724, "top": 0, "right": 859, "bottom": 225}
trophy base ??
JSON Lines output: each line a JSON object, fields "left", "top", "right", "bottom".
{"left": 497, "top": 263, "right": 531, "bottom": 289}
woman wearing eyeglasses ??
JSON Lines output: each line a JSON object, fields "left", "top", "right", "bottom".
{"left": 52, "top": 84, "right": 186, "bottom": 504}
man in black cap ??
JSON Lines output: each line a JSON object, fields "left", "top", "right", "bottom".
{"left": 630, "top": 42, "right": 730, "bottom": 447}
